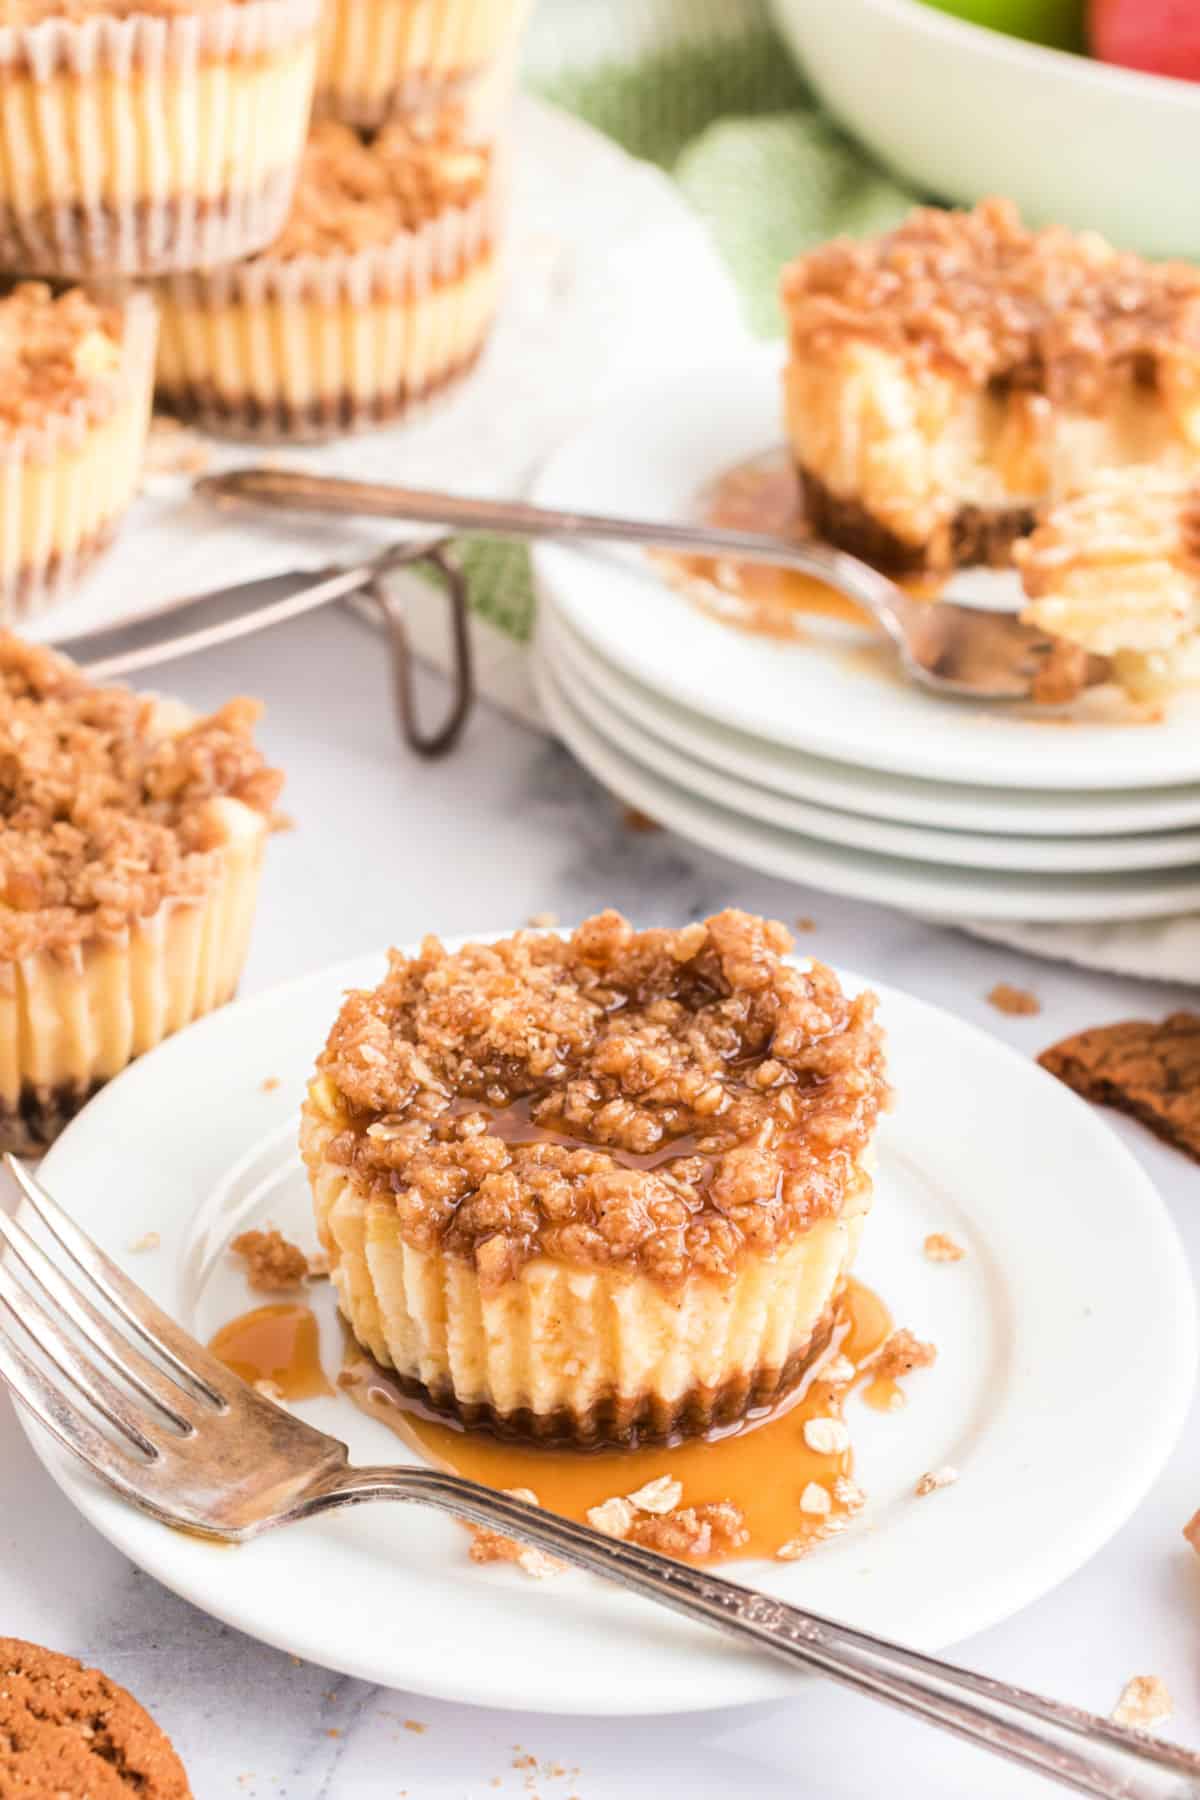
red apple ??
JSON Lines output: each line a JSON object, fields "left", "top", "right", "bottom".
{"left": 1090, "top": 0, "right": 1200, "bottom": 80}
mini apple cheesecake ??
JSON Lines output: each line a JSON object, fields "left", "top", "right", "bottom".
{"left": 155, "top": 118, "right": 501, "bottom": 440}
{"left": 0, "top": 637, "right": 283, "bottom": 1153}
{"left": 0, "top": 0, "right": 319, "bottom": 278}
{"left": 782, "top": 198, "right": 1200, "bottom": 574}
{"left": 315, "top": 0, "right": 531, "bottom": 132}
{"left": 0, "top": 283, "right": 157, "bottom": 623}
{"left": 302, "top": 910, "right": 887, "bottom": 1446}
{"left": 1016, "top": 471, "right": 1200, "bottom": 704}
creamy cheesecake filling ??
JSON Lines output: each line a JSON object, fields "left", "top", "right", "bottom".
{"left": 786, "top": 346, "right": 1200, "bottom": 569}
{"left": 0, "top": 0, "right": 318, "bottom": 273}
{"left": 1016, "top": 472, "right": 1200, "bottom": 702}
{"left": 315, "top": 0, "right": 530, "bottom": 129}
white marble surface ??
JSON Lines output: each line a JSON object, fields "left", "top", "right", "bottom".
{"left": 3, "top": 606, "right": 1199, "bottom": 1799}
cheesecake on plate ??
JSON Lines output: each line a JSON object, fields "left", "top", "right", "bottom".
{"left": 301, "top": 910, "right": 887, "bottom": 1446}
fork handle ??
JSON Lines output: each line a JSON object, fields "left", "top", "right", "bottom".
{"left": 317, "top": 1466, "right": 1198, "bottom": 1800}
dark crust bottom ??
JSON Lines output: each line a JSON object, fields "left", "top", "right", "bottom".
{"left": 798, "top": 467, "right": 1037, "bottom": 575}
{"left": 367, "top": 1305, "right": 839, "bottom": 1449}
{"left": 0, "top": 1081, "right": 101, "bottom": 1157}
{"left": 2, "top": 519, "right": 120, "bottom": 619}
{"left": 155, "top": 345, "right": 488, "bottom": 443}
{"left": 0, "top": 172, "right": 295, "bottom": 278}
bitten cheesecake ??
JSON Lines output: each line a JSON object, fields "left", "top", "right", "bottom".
{"left": 0, "top": 284, "right": 156, "bottom": 622}
{"left": 301, "top": 911, "right": 887, "bottom": 1446}
{"left": 315, "top": 0, "right": 531, "bottom": 131}
{"left": 1016, "top": 471, "right": 1200, "bottom": 703}
{"left": 0, "top": 637, "right": 283, "bottom": 1153}
{"left": 0, "top": 0, "right": 319, "bottom": 277}
{"left": 782, "top": 199, "right": 1200, "bottom": 574}
{"left": 155, "top": 119, "right": 501, "bottom": 440}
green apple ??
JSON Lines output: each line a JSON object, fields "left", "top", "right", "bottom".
{"left": 918, "top": 0, "right": 1085, "bottom": 51}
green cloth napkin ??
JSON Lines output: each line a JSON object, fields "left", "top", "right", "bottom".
{"left": 460, "top": 0, "right": 919, "bottom": 644}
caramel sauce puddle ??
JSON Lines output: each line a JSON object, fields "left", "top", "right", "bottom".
{"left": 208, "top": 1302, "right": 332, "bottom": 1401}
{"left": 338, "top": 1278, "right": 894, "bottom": 1565}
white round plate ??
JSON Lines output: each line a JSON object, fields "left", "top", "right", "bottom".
{"left": 537, "top": 652, "right": 1200, "bottom": 923}
{"left": 22, "top": 948, "right": 1196, "bottom": 1713}
{"left": 542, "top": 618, "right": 1200, "bottom": 873}
{"left": 531, "top": 344, "right": 1200, "bottom": 792}
{"left": 544, "top": 603, "right": 1200, "bottom": 839}
{"left": 25, "top": 99, "right": 742, "bottom": 651}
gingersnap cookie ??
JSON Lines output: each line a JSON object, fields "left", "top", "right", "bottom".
{"left": 0, "top": 1637, "right": 192, "bottom": 1797}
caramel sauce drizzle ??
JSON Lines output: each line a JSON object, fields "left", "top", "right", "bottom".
{"left": 208, "top": 1302, "right": 332, "bottom": 1401}
{"left": 338, "top": 1278, "right": 894, "bottom": 1566}
{"left": 654, "top": 450, "right": 945, "bottom": 646}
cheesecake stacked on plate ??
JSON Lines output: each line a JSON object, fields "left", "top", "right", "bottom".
{"left": 0, "top": 0, "right": 530, "bottom": 620}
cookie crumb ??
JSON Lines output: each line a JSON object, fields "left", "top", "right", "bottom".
{"left": 915, "top": 1466, "right": 959, "bottom": 1496}
{"left": 260, "top": 1076, "right": 281, "bottom": 1093}
{"left": 621, "top": 805, "right": 661, "bottom": 832}
{"left": 1039, "top": 1012, "right": 1200, "bottom": 1163}
{"left": 526, "top": 911, "right": 559, "bottom": 928}
{"left": 587, "top": 1496, "right": 635, "bottom": 1539}
{"left": 231, "top": 1227, "right": 310, "bottom": 1292}
{"left": 467, "top": 1489, "right": 565, "bottom": 1578}
{"left": 1184, "top": 1509, "right": 1200, "bottom": 1555}
{"left": 127, "top": 1230, "right": 160, "bottom": 1253}
{"left": 403, "top": 1719, "right": 427, "bottom": 1734}
{"left": 794, "top": 916, "right": 816, "bottom": 932}
{"left": 987, "top": 982, "right": 1041, "bottom": 1016}
{"left": 1112, "top": 1676, "right": 1172, "bottom": 1730}
{"left": 923, "top": 1232, "right": 965, "bottom": 1263}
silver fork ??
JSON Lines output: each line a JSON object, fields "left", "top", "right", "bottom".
{"left": 1, "top": 1152, "right": 1195, "bottom": 1800}
{"left": 196, "top": 466, "right": 1107, "bottom": 703}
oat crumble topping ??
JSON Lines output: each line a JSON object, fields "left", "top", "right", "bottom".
{"left": 627, "top": 1500, "right": 749, "bottom": 1560}
{"left": 306, "top": 910, "right": 886, "bottom": 1289}
{"left": 803, "top": 1416, "right": 850, "bottom": 1455}
{"left": 0, "top": 636, "right": 282, "bottom": 963}
{"left": 265, "top": 120, "right": 491, "bottom": 261}
{"left": 0, "top": 283, "right": 125, "bottom": 433}
{"left": 869, "top": 1329, "right": 938, "bottom": 1382}
{"left": 914, "top": 1466, "right": 959, "bottom": 1496}
{"left": 987, "top": 982, "right": 1042, "bottom": 1017}
{"left": 781, "top": 198, "right": 1200, "bottom": 405}
{"left": 231, "top": 1228, "right": 310, "bottom": 1292}
{"left": 2, "top": 0, "right": 250, "bottom": 18}
{"left": 465, "top": 1488, "right": 564, "bottom": 1578}
{"left": 1112, "top": 1676, "right": 1173, "bottom": 1731}
{"left": 923, "top": 1232, "right": 965, "bottom": 1263}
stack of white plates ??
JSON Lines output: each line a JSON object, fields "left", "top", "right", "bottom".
{"left": 530, "top": 347, "right": 1200, "bottom": 924}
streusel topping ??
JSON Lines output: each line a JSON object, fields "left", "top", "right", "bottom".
{"left": 265, "top": 120, "right": 490, "bottom": 259}
{"left": 0, "top": 283, "right": 124, "bottom": 432}
{"left": 306, "top": 910, "right": 886, "bottom": 1288}
{"left": 781, "top": 198, "right": 1200, "bottom": 406}
{"left": 0, "top": 636, "right": 282, "bottom": 962}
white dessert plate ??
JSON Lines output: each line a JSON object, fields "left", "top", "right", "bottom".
{"left": 532, "top": 343, "right": 1200, "bottom": 793}
{"left": 19, "top": 946, "right": 1197, "bottom": 1714}
{"left": 21, "top": 98, "right": 745, "bottom": 652}
{"left": 543, "top": 603, "right": 1200, "bottom": 839}
{"left": 536, "top": 652, "right": 1200, "bottom": 923}
{"left": 542, "top": 614, "right": 1200, "bottom": 872}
